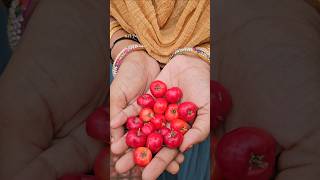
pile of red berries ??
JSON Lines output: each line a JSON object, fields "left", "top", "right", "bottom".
{"left": 126, "top": 80, "right": 198, "bottom": 167}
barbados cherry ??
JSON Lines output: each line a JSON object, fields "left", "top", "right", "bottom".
{"left": 216, "top": 127, "right": 277, "bottom": 180}
{"left": 141, "top": 122, "right": 155, "bottom": 135}
{"left": 93, "top": 148, "right": 108, "bottom": 180}
{"left": 126, "top": 116, "right": 143, "bottom": 130}
{"left": 150, "top": 80, "right": 167, "bottom": 98}
{"left": 139, "top": 108, "right": 154, "bottom": 122}
{"left": 165, "top": 87, "right": 183, "bottom": 103}
{"left": 178, "top": 102, "right": 198, "bottom": 122}
{"left": 137, "top": 94, "right": 155, "bottom": 108}
{"left": 171, "top": 119, "right": 190, "bottom": 135}
{"left": 133, "top": 147, "right": 153, "bottom": 167}
{"left": 159, "top": 127, "right": 170, "bottom": 136}
{"left": 126, "top": 129, "right": 147, "bottom": 148}
{"left": 146, "top": 132, "right": 163, "bottom": 153}
{"left": 85, "top": 107, "right": 108, "bottom": 142}
{"left": 151, "top": 114, "right": 165, "bottom": 129}
{"left": 165, "top": 104, "right": 179, "bottom": 122}
{"left": 153, "top": 98, "right": 168, "bottom": 114}
{"left": 164, "top": 129, "right": 183, "bottom": 148}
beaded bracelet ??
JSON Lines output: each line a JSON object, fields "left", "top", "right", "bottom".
{"left": 169, "top": 47, "right": 211, "bottom": 64}
{"left": 110, "top": 34, "right": 140, "bottom": 63}
{"left": 112, "top": 44, "right": 145, "bottom": 77}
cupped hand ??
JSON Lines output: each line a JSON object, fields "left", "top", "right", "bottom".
{"left": 112, "top": 55, "right": 210, "bottom": 180}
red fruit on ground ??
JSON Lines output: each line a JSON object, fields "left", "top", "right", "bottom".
{"left": 133, "top": 147, "right": 153, "bottom": 167}
{"left": 139, "top": 108, "right": 155, "bottom": 122}
{"left": 146, "top": 132, "right": 163, "bottom": 153}
{"left": 153, "top": 98, "right": 168, "bottom": 114}
{"left": 141, "top": 122, "right": 155, "bottom": 135}
{"left": 216, "top": 127, "right": 277, "bottom": 180}
{"left": 126, "top": 116, "right": 143, "bottom": 130}
{"left": 59, "top": 175, "right": 97, "bottom": 180}
{"left": 150, "top": 80, "right": 167, "bottom": 98}
{"left": 165, "top": 87, "right": 183, "bottom": 103}
{"left": 151, "top": 114, "right": 165, "bottom": 129}
{"left": 159, "top": 127, "right": 170, "bottom": 136}
{"left": 137, "top": 94, "right": 155, "bottom": 108}
{"left": 170, "top": 119, "right": 190, "bottom": 135}
{"left": 165, "top": 104, "right": 179, "bottom": 122}
{"left": 126, "top": 129, "right": 147, "bottom": 148}
{"left": 178, "top": 102, "right": 198, "bottom": 123}
{"left": 164, "top": 129, "right": 183, "bottom": 148}
{"left": 94, "top": 148, "right": 108, "bottom": 180}
{"left": 211, "top": 80, "right": 232, "bottom": 129}
{"left": 85, "top": 107, "right": 108, "bottom": 142}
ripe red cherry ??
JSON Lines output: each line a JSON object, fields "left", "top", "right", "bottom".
{"left": 165, "top": 104, "right": 179, "bottom": 122}
{"left": 139, "top": 108, "right": 155, "bottom": 122}
{"left": 126, "top": 116, "right": 143, "bottom": 130}
{"left": 153, "top": 98, "right": 168, "bottom": 114}
{"left": 150, "top": 80, "right": 167, "bottom": 98}
{"left": 178, "top": 102, "right": 198, "bottom": 123}
{"left": 133, "top": 147, "right": 153, "bottom": 167}
{"left": 59, "top": 174, "right": 97, "bottom": 180}
{"left": 170, "top": 119, "right": 190, "bottom": 135}
{"left": 165, "top": 87, "right": 183, "bottom": 103}
{"left": 211, "top": 80, "right": 232, "bottom": 129}
{"left": 137, "top": 94, "right": 155, "bottom": 108}
{"left": 141, "top": 122, "right": 155, "bottom": 135}
{"left": 159, "top": 127, "right": 170, "bottom": 136}
{"left": 146, "top": 132, "right": 163, "bottom": 153}
{"left": 93, "top": 148, "right": 108, "bottom": 180}
{"left": 216, "top": 127, "right": 277, "bottom": 180}
{"left": 164, "top": 130, "right": 183, "bottom": 148}
{"left": 151, "top": 114, "right": 165, "bottom": 129}
{"left": 126, "top": 129, "right": 147, "bottom": 148}
{"left": 85, "top": 107, "right": 108, "bottom": 142}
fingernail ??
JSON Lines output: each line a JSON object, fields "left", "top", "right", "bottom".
{"left": 111, "top": 136, "right": 115, "bottom": 143}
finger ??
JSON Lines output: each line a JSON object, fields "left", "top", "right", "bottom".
{"left": 115, "top": 150, "right": 135, "bottom": 174}
{"left": 180, "top": 113, "right": 210, "bottom": 152}
{"left": 175, "top": 153, "right": 185, "bottom": 164}
{"left": 111, "top": 133, "right": 128, "bottom": 155}
{"left": 110, "top": 102, "right": 141, "bottom": 128}
{"left": 142, "top": 148, "right": 178, "bottom": 180}
{"left": 166, "top": 161, "right": 180, "bottom": 175}
{"left": 12, "top": 123, "right": 105, "bottom": 179}
{"left": 110, "top": 127, "right": 124, "bottom": 143}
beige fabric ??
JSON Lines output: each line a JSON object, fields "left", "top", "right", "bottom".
{"left": 110, "top": 0, "right": 210, "bottom": 64}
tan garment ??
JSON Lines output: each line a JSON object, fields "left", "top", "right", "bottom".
{"left": 110, "top": 0, "right": 210, "bottom": 64}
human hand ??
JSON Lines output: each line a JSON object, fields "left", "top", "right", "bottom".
{"left": 111, "top": 55, "right": 210, "bottom": 180}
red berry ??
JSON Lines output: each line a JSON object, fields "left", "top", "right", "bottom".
{"left": 150, "top": 80, "right": 167, "bottom": 98}
{"left": 165, "top": 104, "right": 179, "bottom": 122}
{"left": 151, "top": 114, "right": 165, "bottom": 129}
{"left": 170, "top": 119, "right": 190, "bottom": 135}
{"left": 178, "top": 102, "right": 198, "bottom": 123}
{"left": 165, "top": 87, "right": 183, "bottom": 103}
{"left": 133, "top": 147, "right": 153, "bottom": 167}
{"left": 85, "top": 107, "right": 108, "bottom": 142}
{"left": 159, "top": 127, "right": 170, "bottom": 136}
{"left": 146, "top": 132, "right": 163, "bottom": 153}
{"left": 126, "top": 116, "right": 143, "bottom": 130}
{"left": 153, "top": 98, "right": 168, "bottom": 114}
{"left": 216, "top": 127, "right": 277, "bottom": 180}
{"left": 126, "top": 129, "right": 147, "bottom": 148}
{"left": 139, "top": 108, "right": 155, "bottom": 123}
{"left": 93, "top": 148, "right": 108, "bottom": 180}
{"left": 211, "top": 80, "right": 232, "bottom": 129}
{"left": 137, "top": 94, "right": 155, "bottom": 108}
{"left": 141, "top": 122, "right": 155, "bottom": 135}
{"left": 59, "top": 175, "right": 97, "bottom": 180}
{"left": 164, "top": 130, "right": 183, "bottom": 148}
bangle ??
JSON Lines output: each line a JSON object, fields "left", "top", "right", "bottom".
{"left": 110, "top": 34, "right": 140, "bottom": 63}
{"left": 169, "top": 47, "right": 211, "bottom": 64}
{"left": 112, "top": 44, "right": 145, "bottom": 77}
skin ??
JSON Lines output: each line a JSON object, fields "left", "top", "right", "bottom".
{"left": 215, "top": 0, "right": 320, "bottom": 179}
{"left": 0, "top": 0, "right": 106, "bottom": 179}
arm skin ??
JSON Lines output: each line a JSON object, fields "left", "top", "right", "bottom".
{"left": 215, "top": 0, "right": 320, "bottom": 179}
{"left": 0, "top": 0, "right": 106, "bottom": 179}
